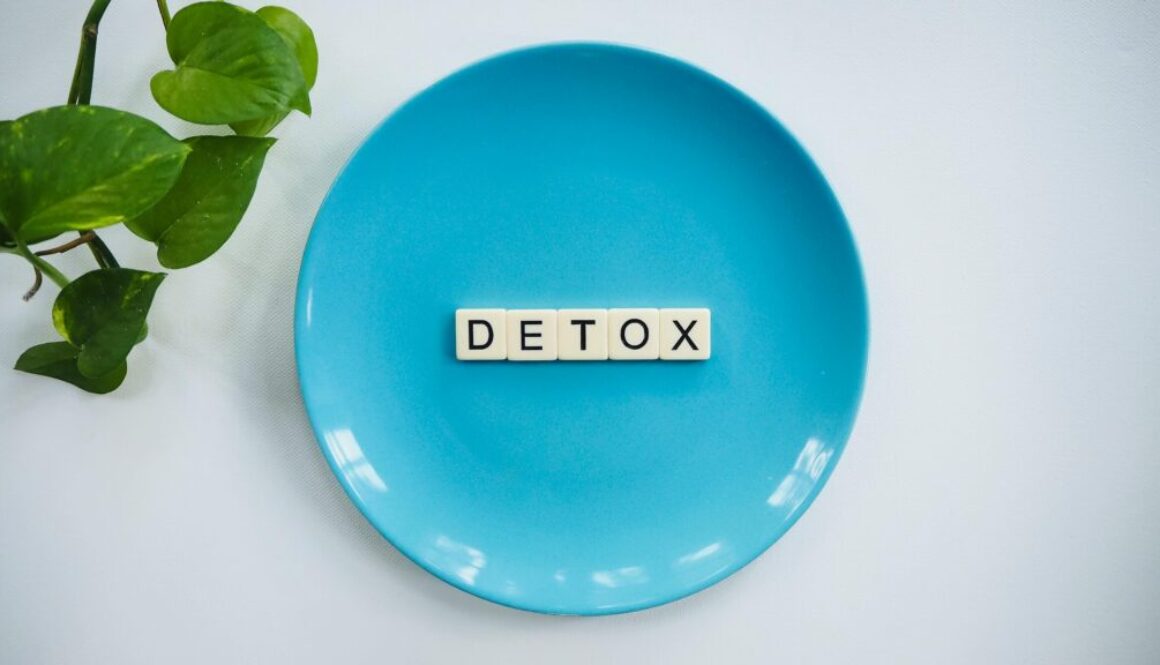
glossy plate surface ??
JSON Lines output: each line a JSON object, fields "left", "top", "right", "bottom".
{"left": 296, "top": 43, "right": 867, "bottom": 615}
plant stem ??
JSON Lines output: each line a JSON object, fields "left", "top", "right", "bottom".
{"left": 23, "top": 268, "right": 43, "bottom": 302}
{"left": 33, "top": 230, "right": 117, "bottom": 270}
{"left": 156, "top": 0, "right": 171, "bottom": 30}
{"left": 89, "top": 234, "right": 120, "bottom": 268}
{"left": 35, "top": 231, "right": 96, "bottom": 256}
{"left": 67, "top": 0, "right": 122, "bottom": 270}
{"left": 67, "top": 0, "right": 113, "bottom": 105}
{"left": 15, "top": 240, "right": 69, "bottom": 290}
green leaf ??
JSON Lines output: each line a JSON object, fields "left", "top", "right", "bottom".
{"left": 258, "top": 7, "right": 317, "bottom": 90}
{"left": 52, "top": 269, "right": 166, "bottom": 378}
{"left": 0, "top": 119, "right": 9, "bottom": 239}
{"left": 257, "top": 6, "right": 317, "bottom": 114}
{"left": 125, "top": 135, "right": 274, "bottom": 268}
{"left": 165, "top": 2, "right": 251, "bottom": 63}
{"left": 15, "top": 342, "right": 127, "bottom": 394}
{"left": 228, "top": 112, "right": 286, "bottom": 139}
{"left": 0, "top": 106, "right": 189, "bottom": 244}
{"left": 230, "top": 6, "right": 318, "bottom": 136}
{"left": 151, "top": 2, "right": 307, "bottom": 125}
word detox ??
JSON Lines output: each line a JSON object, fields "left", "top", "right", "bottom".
{"left": 455, "top": 308, "right": 711, "bottom": 361}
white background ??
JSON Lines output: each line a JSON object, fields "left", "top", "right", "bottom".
{"left": 2, "top": 1, "right": 1158, "bottom": 663}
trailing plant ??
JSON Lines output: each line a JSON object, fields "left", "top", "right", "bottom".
{"left": 0, "top": 0, "right": 318, "bottom": 393}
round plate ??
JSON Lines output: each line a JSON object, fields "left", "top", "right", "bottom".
{"left": 296, "top": 43, "right": 867, "bottom": 615}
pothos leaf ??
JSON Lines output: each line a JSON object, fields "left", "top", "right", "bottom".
{"left": 52, "top": 269, "right": 166, "bottom": 378}
{"left": 258, "top": 6, "right": 317, "bottom": 111}
{"left": 0, "top": 106, "right": 189, "bottom": 244}
{"left": 0, "top": 119, "right": 9, "bottom": 241}
{"left": 229, "top": 6, "right": 318, "bottom": 136}
{"left": 126, "top": 135, "right": 275, "bottom": 268}
{"left": 151, "top": 2, "right": 307, "bottom": 125}
{"left": 164, "top": 2, "right": 251, "bottom": 63}
{"left": 14, "top": 342, "right": 127, "bottom": 394}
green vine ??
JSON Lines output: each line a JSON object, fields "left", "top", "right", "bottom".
{"left": 0, "top": 0, "right": 319, "bottom": 392}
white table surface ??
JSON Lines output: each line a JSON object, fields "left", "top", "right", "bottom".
{"left": 2, "top": 1, "right": 1159, "bottom": 663}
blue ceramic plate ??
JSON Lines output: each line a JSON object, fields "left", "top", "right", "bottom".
{"left": 296, "top": 43, "right": 867, "bottom": 615}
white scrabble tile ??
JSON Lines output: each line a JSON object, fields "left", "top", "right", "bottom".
{"left": 506, "top": 309, "right": 558, "bottom": 361}
{"left": 608, "top": 308, "right": 660, "bottom": 360}
{"left": 455, "top": 309, "right": 507, "bottom": 360}
{"left": 557, "top": 309, "right": 609, "bottom": 361}
{"left": 659, "top": 308, "right": 711, "bottom": 360}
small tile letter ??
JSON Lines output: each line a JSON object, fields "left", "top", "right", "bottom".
{"left": 659, "top": 308, "right": 711, "bottom": 360}
{"left": 455, "top": 309, "right": 507, "bottom": 360}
